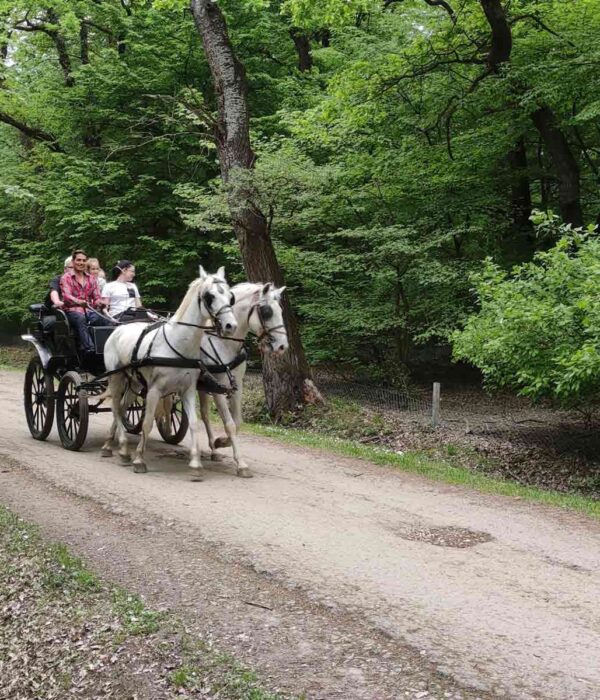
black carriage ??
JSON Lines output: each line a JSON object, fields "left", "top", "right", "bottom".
{"left": 22, "top": 304, "right": 189, "bottom": 450}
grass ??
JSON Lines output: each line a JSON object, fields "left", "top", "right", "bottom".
{"left": 243, "top": 422, "right": 600, "bottom": 520}
{"left": 0, "top": 504, "right": 292, "bottom": 699}
{"left": 0, "top": 344, "right": 30, "bottom": 370}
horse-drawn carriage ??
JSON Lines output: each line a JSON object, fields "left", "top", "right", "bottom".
{"left": 21, "top": 268, "right": 288, "bottom": 479}
{"left": 22, "top": 303, "right": 188, "bottom": 451}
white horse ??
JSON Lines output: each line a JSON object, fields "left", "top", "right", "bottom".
{"left": 101, "top": 266, "right": 237, "bottom": 479}
{"left": 198, "top": 282, "right": 288, "bottom": 478}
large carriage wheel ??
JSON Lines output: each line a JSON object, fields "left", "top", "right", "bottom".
{"left": 123, "top": 394, "right": 145, "bottom": 435}
{"left": 156, "top": 394, "right": 189, "bottom": 445}
{"left": 56, "top": 371, "right": 89, "bottom": 451}
{"left": 24, "top": 356, "right": 55, "bottom": 440}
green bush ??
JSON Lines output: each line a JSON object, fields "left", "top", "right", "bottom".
{"left": 452, "top": 213, "right": 600, "bottom": 408}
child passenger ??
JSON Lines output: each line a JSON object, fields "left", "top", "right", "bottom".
{"left": 86, "top": 258, "right": 107, "bottom": 291}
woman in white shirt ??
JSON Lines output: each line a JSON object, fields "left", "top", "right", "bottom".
{"left": 103, "top": 260, "right": 143, "bottom": 320}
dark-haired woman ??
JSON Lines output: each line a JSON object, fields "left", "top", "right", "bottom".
{"left": 102, "top": 260, "right": 144, "bottom": 321}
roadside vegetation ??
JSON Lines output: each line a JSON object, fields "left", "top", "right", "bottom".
{"left": 241, "top": 379, "right": 600, "bottom": 517}
{"left": 0, "top": 505, "right": 290, "bottom": 699}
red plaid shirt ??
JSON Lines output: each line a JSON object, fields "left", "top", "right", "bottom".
{"left": 60, "top": 270, "right": 102, "bottom": 314}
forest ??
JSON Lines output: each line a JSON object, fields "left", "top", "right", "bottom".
{"left": 0, "top": 0, "right": 599, "bottom": 408}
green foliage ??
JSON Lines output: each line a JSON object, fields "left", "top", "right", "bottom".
{"left": 0, "top": 0, "right": 599, "bottom": 384}
{"left": 453, "top": 214, "right": 600, "bottom": 407}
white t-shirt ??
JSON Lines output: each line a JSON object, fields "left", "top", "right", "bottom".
{"left": 103, "top": 281, "right": 141, "bottom": 317}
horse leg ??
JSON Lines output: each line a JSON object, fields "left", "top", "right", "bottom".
{"left": 182, "top": 387, "right": 205, "bottom": 481}
{"left": 199, "top": 390, "right": 222, "bottom": 461}
{"left": 102, "top": 376, "right": 129, "bottom": 463}
{"left": 100, "top": 416, "right": 117, "bottom": 458}
{"left": 215, "top": 365, "right": 246, "bottom": 448}
{"left": 132, "top": 386, "right": 160, "bottom": 473}
{"left": 214, "top": 393, "right": 252, "bottom": 478}
{"left": 215, "top": 367, "right": 244, "bottom": 449}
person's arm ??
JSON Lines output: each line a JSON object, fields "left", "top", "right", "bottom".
{"left": 134, "top": 284, "right": 142, "bottom": 308}
{"left": 48, "top": 276, "right": 64, "bottom": 308}
{"left": 49, "top": 290, "right": 63, "bottom": 307}
{"left": 101, "top": 283, "right": 112, "bottom": 311}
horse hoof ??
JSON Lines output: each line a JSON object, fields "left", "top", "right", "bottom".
{"left": 189, "top": 468, "right": 205, "bottom": 482}
{"left": 101, "top": 448, "right": 113, "bottom": 458}
{"left": 119, "top": 454, "right": 131, "bottom": 465}
{"left": 210, "top": 452, "right": 224, "bottom": 462}
{"left": 133, "top": 462, "right": 147, "bottom": 474}
{"left": 237, "top": 467, "right": 253, "bottom": 479}
{"left": 214, "top": 436, "right": 231, "bottom": 448}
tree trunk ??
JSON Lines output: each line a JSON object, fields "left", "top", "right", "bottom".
{"left": 532, "top": 107, "right": 583, "bottom": 227}
{"left": 478, "top": 0, "right": 584, "bottom": 228}
{"left": 46, "top": 9, "right": 74, "bottom": 87}
{"left": 290, "top": 29, "right": 312, "bottom": 72}
{"left": 190, "top": 0, "right": 315, "bottom": 418}
{"left": 480, "top": 0, "right": 512, "bottom": 71}
{"left": 507, "top": 138, "right": 532, "bottom": 229}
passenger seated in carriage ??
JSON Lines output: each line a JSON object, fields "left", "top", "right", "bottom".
{"left": 103, "top": 260, "right": 152, "bottom": 322}
{"left": 60, "top": 249, "right": 115, "bottom": 358}
{"left": 45, "top": 256, "right": 73, "bottom": 310}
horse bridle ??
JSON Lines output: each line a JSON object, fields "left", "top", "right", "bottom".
{"left": 247, "top": 301, "right": 287, "bottom": 349}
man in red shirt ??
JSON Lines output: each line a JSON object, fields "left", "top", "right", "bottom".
{"left": 60, "top": 249, "right": 113, "bottom": 356}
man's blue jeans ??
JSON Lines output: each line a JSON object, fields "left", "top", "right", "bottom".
{"left": 65, "top": 310, "right": 113, "bottom": 355}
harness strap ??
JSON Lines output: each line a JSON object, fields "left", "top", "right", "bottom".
{"left": 131, "top": 320, "right": 165, "bottom": 363}
{"left": 201, "top": 346, "right": 248, "bottom": 374}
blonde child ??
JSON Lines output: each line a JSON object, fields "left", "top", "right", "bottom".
{"left": 86, "top": 257, "right": 107, "bottom": 291}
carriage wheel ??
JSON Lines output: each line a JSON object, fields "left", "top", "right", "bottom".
{"left": 156, "top": 395, "right": 189, "bottom": 445}
{"left": 24, "top": 356, "right": 55, "bottom": 440}
{"left": 123, "top": 394, "right": 145, "bottom": 435}
{"left": 56, "top": 371, "right": 89, "bottom": 451}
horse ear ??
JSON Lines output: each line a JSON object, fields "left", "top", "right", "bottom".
{"left": 261, "top": 282, "right": 273, "bottom": 296}
{"left": 198, "top": 265, "right": 207, "bottom": 280}
{"left": 274, "top": 286, "right": 286, "bottom": 300}
{"left": 216, "top": 265, "right": 225, "bottom": 279}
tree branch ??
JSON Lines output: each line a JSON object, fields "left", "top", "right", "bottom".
{"left": 0, "top": 110, "right": 62, "bottom": 151}
{"left": 423, "top": 0, "right": 456, "bottom": 23}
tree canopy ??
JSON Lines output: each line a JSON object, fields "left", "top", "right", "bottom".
{"left": 0, "top": 0, "right": 598, "bottom": 383}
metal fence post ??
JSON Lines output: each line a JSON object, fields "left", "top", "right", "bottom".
{"left": 432, "top": 382, "right": 441, "bottom": 428}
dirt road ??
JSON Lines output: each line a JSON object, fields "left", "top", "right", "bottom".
{"left": 1, "top": 370, "right": 599, "bottom": 700}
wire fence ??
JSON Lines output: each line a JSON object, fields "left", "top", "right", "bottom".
{"left": 247, "top": 366, "right": 600, "bottom": 479}
{"left": 246, "top": 367, "right": 434, "bottom": 417}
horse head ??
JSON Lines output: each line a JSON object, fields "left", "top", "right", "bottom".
{"left": 249, "top": 282, "right": 288, "bottom": 355}
{"left": 198, "top": 265, "right": 238, "bottom": 337}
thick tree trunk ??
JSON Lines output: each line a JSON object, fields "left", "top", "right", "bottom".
{"left": 190, "top": 0, "right": 315, "bottom": 418}
{"left": 289, "top": 29, "right": 312, "bottom": 72}
{"left": 480, "top": 0, "right": 512, "bottom": 71}
{"left": 532, "top": 107, "right": 583, "bottom": 227}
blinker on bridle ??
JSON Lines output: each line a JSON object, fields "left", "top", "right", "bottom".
{"left": 200, "top": 285, "right": 236, "bottom": 335}
{"left": 248, "top": 301, "right": 286, "bottom": 347}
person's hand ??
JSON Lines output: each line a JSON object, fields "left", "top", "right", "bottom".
{"left": 53, "top": 300, "right": 65, "bottom": 309}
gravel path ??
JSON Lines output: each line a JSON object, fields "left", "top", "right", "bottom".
{"left": 1, "top": 369, "right": 599, "bottom": 699}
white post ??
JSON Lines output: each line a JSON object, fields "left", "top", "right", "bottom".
{"left": 432, "top": 382, "right": 441, "bottom": 428}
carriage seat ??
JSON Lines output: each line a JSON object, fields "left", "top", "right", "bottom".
{"left": 29, "top": 303, "right": 46, "bottom": 314}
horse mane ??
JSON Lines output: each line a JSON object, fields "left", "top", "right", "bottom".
{"left": 172, "top": 277, "right": 206, "bottom": 322}
{"left": 232, "top": 282, "right": 264, "bottom": 303}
